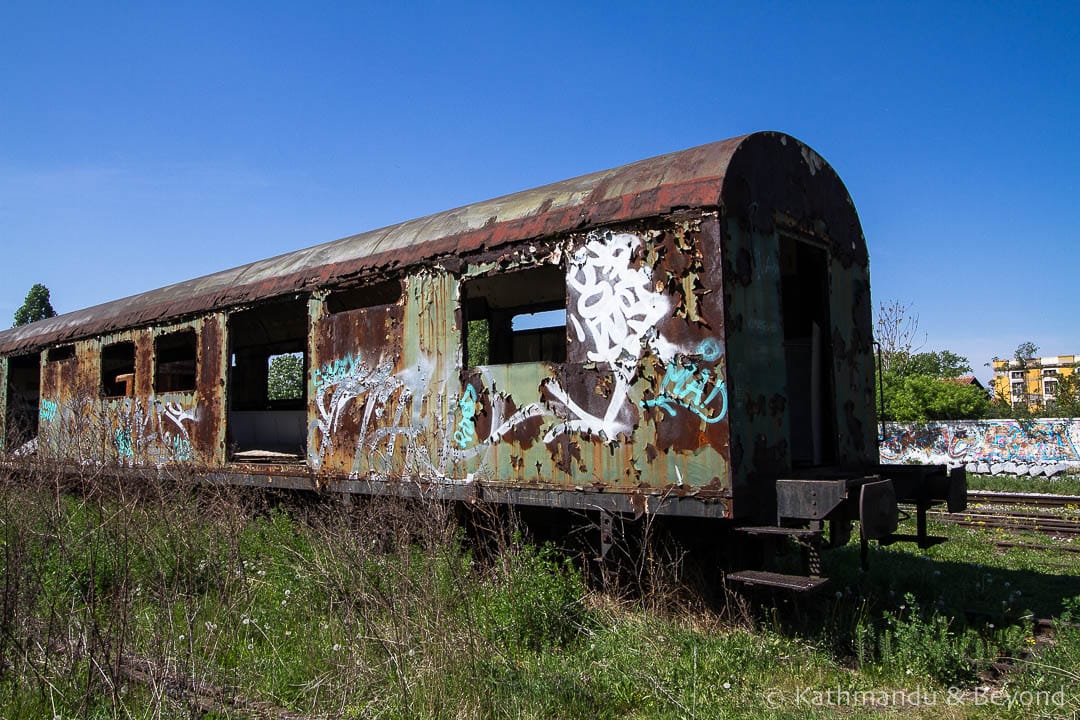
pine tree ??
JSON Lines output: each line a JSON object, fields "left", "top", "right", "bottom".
{"left": 12, "top": 283, "right": 57, "bottom": 327}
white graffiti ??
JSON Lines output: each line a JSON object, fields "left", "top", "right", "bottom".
{"left": 308, "top": 354, "right": 415, "bottom": 475}
{"left": 112, "top": 397, "right": 199, "bottom": 465}
{"left": 567, "top": 231, "right": 671, "bottom": 377}
{"left": 305, "top": 230, "right": 728, "bottom": 477}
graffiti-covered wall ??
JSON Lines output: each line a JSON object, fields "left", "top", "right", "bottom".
{"left": 880, "top": 419, "right": 1080, "bottom": 476}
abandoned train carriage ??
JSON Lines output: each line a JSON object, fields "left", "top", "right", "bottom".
{"left": 0, "top": 132, "right": 963, "bottom": 587}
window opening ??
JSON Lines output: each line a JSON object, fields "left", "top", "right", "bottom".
{"left": 5, "top": 353, "right": 41, "bottom": 449}
{"left": 461, "top": 265, "right": 566, "bottom": 366}
{"left": 267, "top": 352, "right": 304, "bottom": 401}
{"left": 326, "top": 279, "right": 402, "bottom": 314}
{"left": 101, "top": 342, "right": 136, "bottom": 397}
{"left": 155, "top": 330, "right": 197, "bottom": 392}
{"left": 226, "top": 299, "right": 308, "bottom": 461}
{"left": 47, "top": 345, "right": 75, "bottom": 362}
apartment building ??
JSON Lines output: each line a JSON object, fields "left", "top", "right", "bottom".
{"left": 992, "top": 354, "right": 1078, "bottom": 408}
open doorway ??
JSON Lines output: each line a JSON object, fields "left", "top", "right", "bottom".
{"left": 780, "top": 235, "right": 837, "bottom": 467}
{"left": 5, "top": 353, "right": 41, "bottom": 450}
{"left": 227, "top": 299, "right": 308, "bottom": 462}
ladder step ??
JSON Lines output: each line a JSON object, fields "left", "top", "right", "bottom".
{"left": 735, "top": 525, "right": 822, "bottom": 539}
{"left": 726, "top": 570, "right": 829, "bottom": 592}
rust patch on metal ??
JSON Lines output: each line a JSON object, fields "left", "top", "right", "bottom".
{"left": 195, "top": 316, "right": 226, "bottom": 464}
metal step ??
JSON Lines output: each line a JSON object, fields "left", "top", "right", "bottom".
{"left": 734, "top": 525, "right": 822, "bottom": 539}
{"left": 726, "top": 570, "right": 829, "bottom": 592}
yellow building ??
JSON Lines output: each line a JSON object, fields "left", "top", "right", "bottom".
{"left": 992, "top": 354, "right": 1078, "bottom": 409}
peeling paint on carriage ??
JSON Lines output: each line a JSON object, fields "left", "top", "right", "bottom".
{"left": 0, "top": 132, "right": 894, "bottom": 534}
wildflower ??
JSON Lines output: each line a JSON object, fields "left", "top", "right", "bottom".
{"left": 284, "top": 589, "right": 291, "bottom": 597}
{"left": 333, "top": 644, "right": 342, "bottom": 652}
{"left": 242, "top": 617, "right": 251, "bottom": 626}
{"left": 723, "top": 682, "right": 731, "bottom": 690}
{"left": 178, "top": 634, "right": 185, "bottom": 642}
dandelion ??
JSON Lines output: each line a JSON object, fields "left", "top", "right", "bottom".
{"left": 284, "top": 589, "right": 291, "bottom": 597}
{"left": 723, "top": 682, "right": 731, "bottom": 690}
{"left": 178, "top": 634, "right": 185, "bottom": 642}
{"left": 333, "top": 644, "right": 342, "bottom": 652}
{"left": 242, "top": 616, "right": 251, "bottom": 626}
{"left": 281, "top": 599, "right": 288, "bottom": 606}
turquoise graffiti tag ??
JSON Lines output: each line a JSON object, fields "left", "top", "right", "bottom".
{"left": 454, "top": 385, "right": 479, "bottom": 448}
{"left": 39, "top": 399, "right": 59, "bottom": 422}
{"left": 642, "top": 341, "right": 728, "bottom": 424}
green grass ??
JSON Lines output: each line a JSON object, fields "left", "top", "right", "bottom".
{"left": 1, "top": 468, "right": 1079, "bottom": 719}
{"left": 967, "top": 472, "right": 1080, "bottom": 495}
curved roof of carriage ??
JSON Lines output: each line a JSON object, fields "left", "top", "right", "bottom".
{"left": 0, "top": 131, "right": 864, "bottom": 355}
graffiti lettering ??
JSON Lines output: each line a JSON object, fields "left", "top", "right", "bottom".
{"left": 643, "top": 361, "right": 728, "bottom": 424}
{"left": 313, "top": 356, "right": 359, "bottom": 392}
{"left": 567, "top": 231, "right": 670, "bottom": 375}
{"left": 880, "top": 420, "right": 1080, "bottom": 467}
{"left": 109, "top": 397, "right": 199, "bottom": 465}
{"left": 454, "top": 385, "right": 479, "bottom": 448}
{"left": 39, "top": 399, "right": 59, "bottom": 422}
{"left": 114, "top": 428, "right": 134, "bottom": 458}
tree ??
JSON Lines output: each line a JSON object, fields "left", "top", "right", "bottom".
{"left": 873, "top": 299, "right": 988, "bottom": 421}
{"left": 1006, "top": 341, "right": 1041, "bottom": 413}
{"left": 902, "top": 350, "right": 971, "bottom": 378}
{"left": 267, "top": 353, "right": 304, "bottom": 401}
{"left": 12, "top": 283, "right": 57, "bottom": 327}
{"left": 873, "top": 300, "right": 925, "bottom": 374}
{"left": 1014, "top": 341, "right": 1039, "bottom": 364}
{"left": 1049, "top": 363, "right": 1080, "bottom": 418}
{"left": 884, "top": 374, "right": 990, "bottom": 422}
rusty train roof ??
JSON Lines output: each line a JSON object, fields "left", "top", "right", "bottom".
{"left": 0, "top": 131, "right": 858, "bottom": 355}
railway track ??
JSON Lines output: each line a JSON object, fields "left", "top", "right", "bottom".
{"left": 928, "top": 490, "right": 1080, "bottom": 538}
{"left": 966, "top": 490, "right": 1080, "bottom": 509}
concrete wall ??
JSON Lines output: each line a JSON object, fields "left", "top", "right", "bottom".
{"left": 879, "top": 419, "right": 1080, "bottom": 476}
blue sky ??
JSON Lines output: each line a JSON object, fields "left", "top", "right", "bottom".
{"left": 2, "top": 1, "right": 1077, "bottom": 383}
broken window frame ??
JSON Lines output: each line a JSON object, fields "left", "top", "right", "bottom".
{"left": 101, "top": 341, "right": 137, "bottom": 398}
{"left": 324, "top": 278, "right": 403, "bottom": 314}
{"left": 154, "top": 329, "right": 198, "bottom": 393}
{"left": 47, "top": 345, "right": 75, "bottom": 363}
{"left": 460, "top": 264, "right": 567, "bottom": 367}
